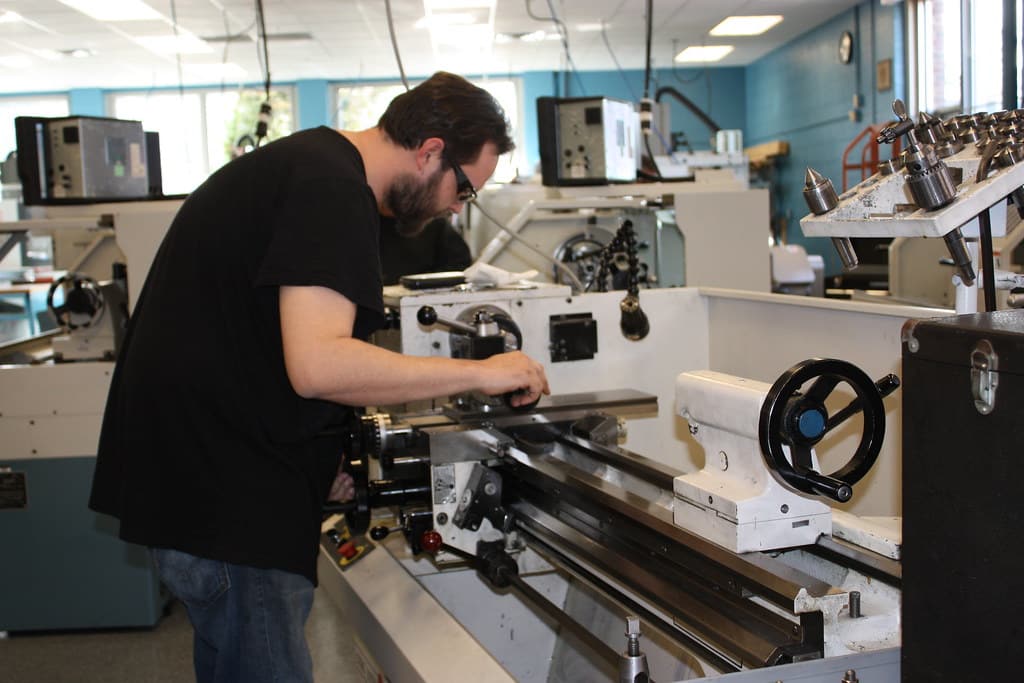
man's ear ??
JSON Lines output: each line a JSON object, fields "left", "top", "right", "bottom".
{"left": 416, "top": 137, "right": 446, "bottom": 171}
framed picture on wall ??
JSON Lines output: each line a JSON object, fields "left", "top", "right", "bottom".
{"left": 877, "top": 59, "right": 893, "bottom": 92}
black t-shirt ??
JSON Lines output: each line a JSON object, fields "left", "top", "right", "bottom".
{"left": 379, "top": 216, "right": 472, "bottom": 285}
{"left": 89, "top": 127, "right": 385, "bottom": 583}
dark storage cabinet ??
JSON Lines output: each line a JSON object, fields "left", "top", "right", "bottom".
{"left": 902, "top": 310, "right": 1024, "bottom": 681}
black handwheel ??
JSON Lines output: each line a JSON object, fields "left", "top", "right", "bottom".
{"left": 47, "top": 274, "right": 105, "bottom": 330}
{"left": 342, "top": 457, "right": 371, "bottom": 535}
{"left": 337, "top": 413, "right": 372, "bottom": 534}
{"left": 758, "top": 358, "right": 898, "bottom": 503}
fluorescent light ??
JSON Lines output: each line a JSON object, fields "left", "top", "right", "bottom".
{"left": 674, "top": 45, "right": 734, "bottom": 63}
{"left": 575, "top": 23, "right": 604, "bottom": 33}
{"left": 0, "top": 55, "right": 32, "bottom": 68}
{"left": 134, "top": 33, "right": 213, "bottom": 55}
{"left": 58, "top": 0, "right": 162, "bottom": 22}
{"left": 710, "top": 15, "right": 783, "bottom": 36}
{"left": 520, "top": 30, "right": 548, "bottom": 43}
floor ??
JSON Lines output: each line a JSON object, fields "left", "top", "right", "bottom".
{"left": 0, "top": 587, "right": 365, "bottom": 683}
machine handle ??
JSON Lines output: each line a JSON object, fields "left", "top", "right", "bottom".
{"left": 416, "top": 305, "right": 477, "bottom": 335}
{"left": 799, "top": 469, "right": 853, "bottom": 503}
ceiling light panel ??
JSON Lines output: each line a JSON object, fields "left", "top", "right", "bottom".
{"left": 58, "top": 0, "right": 163, "bottom": 22}
{"left": 674, "top": 45, "right": 735, "bottom": 63}
{"left": 710, "top": 15, "right": 784, "bottom": 36}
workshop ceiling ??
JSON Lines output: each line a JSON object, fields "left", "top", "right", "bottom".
{"left": 0, "top": 0, "right": 864, "bottom": 92}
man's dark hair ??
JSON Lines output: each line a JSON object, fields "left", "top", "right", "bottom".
{"left": 378, "top": 71, "right": 514, "bottom": 166}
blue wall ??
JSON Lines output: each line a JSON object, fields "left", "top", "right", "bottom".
{"left": 746, "top": 0, "right": 903, "bottom": 275}
{"left": 68, "top": 88, "right": 105, "bottom": 116}
{"left": 296, "top": 79, "right": 330, "bottom": 130}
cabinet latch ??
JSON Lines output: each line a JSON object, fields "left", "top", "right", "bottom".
{"left": 971, "top": 339, "right": 998, "bottom": 415}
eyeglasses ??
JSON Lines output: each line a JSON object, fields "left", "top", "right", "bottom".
{"left": 445, "top": 154, "right": 477, "bottom": 203}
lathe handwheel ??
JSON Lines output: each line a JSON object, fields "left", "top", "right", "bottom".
{"left": 758, "top": 358, "right": 886, "bottom": 503}
{"left": 46, "top": 274, "right": 105, "bottom": 330}
{"left": 342, "top": 466, "right": 371, "bottom": 535}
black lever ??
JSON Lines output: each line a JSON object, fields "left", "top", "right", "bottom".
{"left": 417, "top": 305, "right": 477, "bottom": 335}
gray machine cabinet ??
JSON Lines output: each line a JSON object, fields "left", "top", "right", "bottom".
{"left": 0, "top": 457, "right": 167, "bottom": 632}
{"left": 901, "top": 310, "right": 1024, "bottom": 681}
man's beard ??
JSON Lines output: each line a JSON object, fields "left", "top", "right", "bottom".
{"left": 385, "top": 167, "right": 448, "bottom": 237}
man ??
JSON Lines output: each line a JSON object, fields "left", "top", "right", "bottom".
{"left": 89, "top": 72, "right": 548, "bottom": 683}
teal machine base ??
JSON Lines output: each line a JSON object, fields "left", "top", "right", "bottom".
{"left": 0, "top": 456, "right": 169, "bottom": 632}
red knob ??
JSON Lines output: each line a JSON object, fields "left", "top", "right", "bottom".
{"left": 421, "top": 530, "right": 443, "bottom": 554}
{"left": 338, "top": 540, "right": 358, "bottom": 560}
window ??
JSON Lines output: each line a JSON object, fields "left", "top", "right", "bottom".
{"left": 109, "top": 88, "right": 293, "bottom": 195}
{"left": 912, "top": 0, "right": 1023, "bottom": 115}
{"left": 0, "top": 95, "right": 70, "bottom": 163}
{"left": 333, "top": 77, "right": 524, "bottom": 182}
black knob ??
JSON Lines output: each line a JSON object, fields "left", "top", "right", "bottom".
{"left": 417, "top": 306, "right": 437, "bottom": 326}
{"left": 369, "top": 525, "right": 391, "bottom": 541}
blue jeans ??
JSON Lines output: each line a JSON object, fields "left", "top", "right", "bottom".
{"left": 151, "top": 548, "right": 315, "bottom": 683}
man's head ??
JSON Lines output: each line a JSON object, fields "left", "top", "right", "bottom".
{"left": 379, "top": 71, "right": 514, "bottom": 165}
{"left": 378, "top": 72, "right": 514, "bottom": 235}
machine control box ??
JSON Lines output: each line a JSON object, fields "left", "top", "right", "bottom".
{"left": 15, "top": 115, "right": 151, "bottom": 205}
{"left": 537, "top": 96, "right": 639, "bottom": 186}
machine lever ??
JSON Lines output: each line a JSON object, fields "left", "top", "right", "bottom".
{"left": 416, "top": 305, "right": 477, "bottom": 335}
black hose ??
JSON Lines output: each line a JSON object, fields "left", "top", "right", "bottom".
{"left": 655, "top": 85, "right": 722, "bottom": 134}
{"left": 979, "top": 208, "right": 998, "bottom": 312}
{"left": 643, "top": 0, "right": 653, "bottom": 99}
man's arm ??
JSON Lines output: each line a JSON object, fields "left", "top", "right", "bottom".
{"left": 280, "top": 285, "right": 549, "bottom": 407}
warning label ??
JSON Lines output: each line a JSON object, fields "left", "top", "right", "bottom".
{"left": 0, "top": 471, "right": 27, "bottom": 509}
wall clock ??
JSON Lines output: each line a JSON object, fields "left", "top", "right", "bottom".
{"left": 839, "top": 30, "right": 854, "bottom": 64}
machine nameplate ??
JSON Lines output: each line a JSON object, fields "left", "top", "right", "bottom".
{"left": 0, "top": 469, "right": 28, "bottom": 509}
{"left": 433, "top": 464, "right": 457, "bottom": 504}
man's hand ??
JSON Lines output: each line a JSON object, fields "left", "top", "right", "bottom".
{"left": 478, "top": 351, "right": 550, "bottom": 407}
{"left": 327, "top": 462, "right": 355, "bottom": 503}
